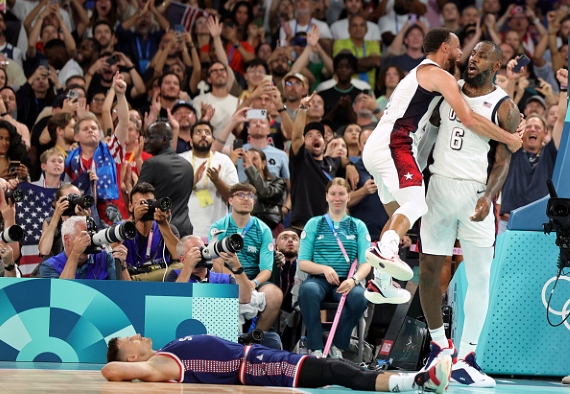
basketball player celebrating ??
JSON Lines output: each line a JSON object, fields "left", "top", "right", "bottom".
{"left": 418, "top": 41, "right": 544, "bottom": 387}
{"left": 362, "top": 28, "right": 522, "bottom": 303}
{"left": 103, "top": 334, "right": 452, "bottom": 393}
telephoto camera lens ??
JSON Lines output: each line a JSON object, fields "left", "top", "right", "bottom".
{"left": 200, "top": 234, "right": 244, "bottom": 260}
{"left": 141, "top": 197, "right": 172, "bottom": 221}
{"left": 91, "top": 221, "right": 137, "bottom": 246}
{"left": 4, "top": 189, "right": 24, "bottom": 203}
{"left": 0, "top": 225, "right": 24, "bottom": 243}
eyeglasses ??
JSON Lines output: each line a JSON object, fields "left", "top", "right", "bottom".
{"left": 209, "top": 68, "right": 227, "bottom": 75}
{"left": 247, "top": 69, "right": 266, "bottom": 75}
{"left": 92, "top": 98, "right": 105, "bottom": 103}
{"left": 232, "top": 192, "right": 255, "bottom": 200}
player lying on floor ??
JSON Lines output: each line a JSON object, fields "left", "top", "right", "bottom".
{"left": 102, "top": 334, "right": 452, "bottom": 393}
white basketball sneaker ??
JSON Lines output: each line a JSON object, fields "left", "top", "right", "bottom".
{"left": 363, "top": 278, "right": 411, "bottom": 304}
{"left": 414, "top": 355, "right": 452, "bottom": 394}
{"left": 365, "top": 245, "right": 413, "bottom": 281}
{"left": 451, "top": 353, "right": 496, "bottom": 388}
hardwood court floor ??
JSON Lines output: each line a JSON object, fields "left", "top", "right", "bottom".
{"left": 1, "top": 363, "right": 570, "bottom": 393}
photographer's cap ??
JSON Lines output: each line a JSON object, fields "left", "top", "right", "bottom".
{"left": 283, "top": 73, "right": 307, "bottom": 89}
{"left": 172, "top": 100, "right": 197, "bottom": 115}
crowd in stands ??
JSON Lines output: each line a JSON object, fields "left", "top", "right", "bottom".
{"left": 0, "top": 0, "right": 567, "bottom": 356}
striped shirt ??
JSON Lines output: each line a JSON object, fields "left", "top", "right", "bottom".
{"left": 209, "top": 215, "right": 274, "bottom": 279}
{"left": 299, "top": 215, "right": 370, "bottom": 277}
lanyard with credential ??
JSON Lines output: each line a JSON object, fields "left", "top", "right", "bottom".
{"left": 294, "top": 18, "right": 312, "bottom": 35}
{"left": 324, "top": 214, "right": 350, "bottom": 264}
{"left": 136, "top": 37, "right": 150, "bottom": 60}
{"left": 354, "top": 41, "right": 369, "bottom": 83}
{"left": 240, "top": 218, "right": 254, "bottom": 237}
{"left": 145, "top": 230, "right": 154, "bottom": 261}
{"left": 192, "top": 152, "right": 213, "bottom": 189}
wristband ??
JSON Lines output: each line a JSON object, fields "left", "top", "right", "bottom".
{"left": 228, "top": 266, "right": 244, "bottom": 275}
{"left": 0, "top": 112, "right": 8, "bottom": 117}
{"left": 4, "top": 264, "right": 15, "bottom": 271}
{"left": 253, "top": 279, "right": 259, "bottom": 288}
{"left": 373, "top": 107, "right": 381, "bottom": 114}
{"left": 277, "top": 107, "right": 287, "bottom": 113}
{"left": 345, "top": 161, "right": 355, "bottom": 167}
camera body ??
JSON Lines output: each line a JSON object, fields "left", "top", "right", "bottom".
{"left": 5, "top": 188, "right": 24, "bottom": 203}
{"left": 63, "top": 193, "right": 95, "bottom": 216}
{"left": 84, "top": 217, "right": 136, "bottom": 254}
{"left": 195, "top": 231, "right": 244, "bottom": 268}
{"left": 543, "top": 196, "right": 570, "bottom": 269}
{"left": 140, "top": 197, "right": 172, "bottom": 221}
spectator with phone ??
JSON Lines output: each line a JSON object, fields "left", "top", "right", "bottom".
{"left": 0, "top": 120, "right": 29, "bottom": 182}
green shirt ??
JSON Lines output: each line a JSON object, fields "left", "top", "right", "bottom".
{"left": 209, "top": 215, "right": 274, "bottom": 279}
{"left": 299, "top": 214, "right": 370, "bottom": 277}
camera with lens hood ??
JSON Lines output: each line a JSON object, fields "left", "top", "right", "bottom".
{"left": 84, "top": 217, "right": 137, "bottom": 254}
{"left": 141, "top": 197, "right": 172, "bottom": 221}
{"left": 63, "top": 193, "right": 95, "bottom": 216}
{"left": 195, "top": 231, "right": 244, "bottom": 268}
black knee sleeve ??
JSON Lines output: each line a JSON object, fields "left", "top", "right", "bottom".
{"left": 298, "top": 357, "right": 381, "bottom": 391}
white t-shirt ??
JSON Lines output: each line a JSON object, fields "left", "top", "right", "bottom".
{"left": 179, "top": 151, "right": 239, "bottom": 239}
{"left": 192, "top": 93, "right": 239, "bottom": 143}
{"left": 330, "top": 19, "right": 381, "bottom": 41}
{"left": 58, "top": 58, "right": 84, "bottom": 87}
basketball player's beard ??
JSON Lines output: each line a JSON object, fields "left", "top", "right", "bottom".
{"left": 463, "top": 68, "right": 493, "bottom": 87}
{"left": 446, "top": 57, "right": 457, "bottom": 76}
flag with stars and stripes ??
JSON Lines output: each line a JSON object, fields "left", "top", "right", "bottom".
{"left": 16, "top": 183, "right": 56, "bottom": 276}
{"left": 165, "top": 1, "right": 203, "bottom": 33}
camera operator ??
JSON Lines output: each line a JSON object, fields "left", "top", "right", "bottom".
{"left": 121, "top": 182, "right": 181, "bottom": 281}
{"left": 209, "top": 182, "right": 283, "bottom": 332}
{"left": 166, "top": 235, "right": 251, "bottom": 306}
{"left": 0, "top": 179, "right": 21, "bottom": 277}
{"left": 39, "top": 216, "right": 131, "bottom": 280}
{"left": 38, "top": 184, "right": 92, "bottom": 259}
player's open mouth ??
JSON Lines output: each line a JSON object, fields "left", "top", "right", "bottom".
{"left": 467, "top": 63, "right": 477, "bottom": 75}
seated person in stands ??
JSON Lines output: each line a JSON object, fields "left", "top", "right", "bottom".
{"left": 121, "top": 182, "right": 181, "bottom": 281}
{"left": 39, "top": 216, "right": 131, "bottom": 280}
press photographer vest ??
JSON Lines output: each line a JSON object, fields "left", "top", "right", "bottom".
{"left": 47, "top": 251, "right": 110, "bottom": 280}
{"left": 124, "top": 222, "right": 170, "bottom": 268}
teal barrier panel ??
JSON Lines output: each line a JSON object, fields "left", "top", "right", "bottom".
{"left": 0, "top": 279, "right": 238, "bottom": 363}
{"left": 448, "top": 230, "right": 570, "bottom": 377}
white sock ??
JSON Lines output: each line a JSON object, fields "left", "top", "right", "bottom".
{"left": 458, "top": 339, "right": 477, "bottom": 359}
{"left": 429, "top": 326, "right": 448, "bottom": 349}
{"left": 388, "top": 373, "right": 416, "bottom": 392}
{"left": 381, "top": 230, "right": 400, "bottom": 253}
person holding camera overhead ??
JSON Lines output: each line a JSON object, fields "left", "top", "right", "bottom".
{"left": 39, "top": 215, "right": 131, "bottom": 280}
{"left": 209, "top": 182, "right": 283, "bottom": 332}
{"left": 298, "top": 177, "right": 371, "bottom": 358}
{"left": 120, "top": 182, "right": 182, "bottom": 281}
{"left": 0, "top": 178, "right": 22, "bottom": 277}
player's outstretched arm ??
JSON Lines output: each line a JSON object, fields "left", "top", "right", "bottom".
{"left": 425, "top": 68, "right": 522, "bottom": 152}
{"left": 471, "top": 99, "right": 520, "bottom": 222}
{"left": 102, "top": 357, "right": 179, "bottom": 382}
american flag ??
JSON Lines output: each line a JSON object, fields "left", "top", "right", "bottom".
{"left": 17, "top": 173, "right": 97, "bottom": 276}
{"left": 16, "top": 183, "right": 56, "bottom": 276}
{"left": 483, "top": 101, "right": 493, "bottom": 108}
{"left": 165, "top": 1, "right": 203, "bottom": 33}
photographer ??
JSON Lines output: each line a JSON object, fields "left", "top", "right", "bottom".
{"left": 0, "top": 179, "right": 21, "bottom": 277}
{"left": 39, "top": 216, "right": 131, "bottom": 280}
{"left": 209, "top": 183, "right": 283, "bottom": 332}
{"left": 121, "top": 182, "right": 181, "bottom": 281}
{"left": 166, "top": 236, "right": 251, "bottom": 306}
{"left": 38, "top": 184, "right": 92, "bottom": 259}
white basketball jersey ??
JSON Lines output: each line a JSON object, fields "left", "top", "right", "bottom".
{"left": 367, "top": 58, "right": 443, "bottom": 153}
{"left": 430, "top": 81, "right": 509, "bottom": 184}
